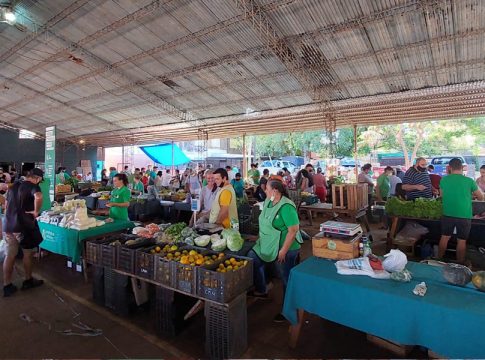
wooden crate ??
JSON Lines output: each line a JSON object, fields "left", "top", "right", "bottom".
{"left": 367, "top": 334, "right": 415, "bottom": 357}
{"left": 332, "top": 183, "right": 368, "bottom": 210}
{"left": 312, "top": 232, "right": 360, "bottom": 260}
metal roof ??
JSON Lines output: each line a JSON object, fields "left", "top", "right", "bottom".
{"left": 0, "top": 0, "right": 484, "bottom": 146}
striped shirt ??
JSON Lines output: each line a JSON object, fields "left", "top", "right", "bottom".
{"left": 402, "top": 167, "right": 433, "bottom": 200}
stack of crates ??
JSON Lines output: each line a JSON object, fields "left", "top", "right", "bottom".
{"left": 205, "top": 293, "right": 247, "bottom": 359}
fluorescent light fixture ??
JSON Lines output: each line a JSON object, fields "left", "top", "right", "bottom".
{"left": 19, "top": 129, "right": 37, "bottom": 139}
{"left": 0, "top": 7, "right": 16, "bottom": 24}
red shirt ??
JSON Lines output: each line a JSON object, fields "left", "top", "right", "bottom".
{"left": 429, "top": 174, "right": 442, "bottom": 189}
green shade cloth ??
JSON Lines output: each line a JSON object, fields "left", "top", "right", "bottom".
{"left": 39, "top": 218, "right": 134, "bottom": 263}
{"left": 282, "top": 257, "right": 485, "bottom": 358}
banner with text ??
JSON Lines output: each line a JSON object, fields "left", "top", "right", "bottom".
{"left": 45, "top": 126, "right": 56, "bottom": 202}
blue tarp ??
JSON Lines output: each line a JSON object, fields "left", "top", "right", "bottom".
{"left": 140, "top": 143, "right": 190, "bottom": 166}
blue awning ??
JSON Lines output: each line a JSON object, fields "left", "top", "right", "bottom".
{"left": 140, "top": 143, "right": 190, "bottom": 166}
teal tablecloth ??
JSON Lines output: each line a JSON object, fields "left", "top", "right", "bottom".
{"left": 282, "top": 257, "right": 485, "bottom": 358}
{"left": 39, "top": 218, "right": 134, "bottom": 263}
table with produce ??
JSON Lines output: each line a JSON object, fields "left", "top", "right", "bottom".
{"left": 285, "top": 221, "right": 485, "bottom": 358}
{"left": 385, "top": 198, "right": 485, "bottom": 253}
{"left": 37, "top": 199, "right": 134, "bottom": 264}
{"left": 85, "top": 220, "right": 253, "bottom": 358}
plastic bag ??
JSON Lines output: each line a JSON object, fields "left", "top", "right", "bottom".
{"left": 395, "top": 221, "right": 429, "bottom": 243}
{"left": 0, "top": 239, "right": 6, "bottom": 263}
{"left": 382, "top": 249, "right": 408, "bottom": 272}
{"left": 335, "top": 257, "right": 390, "bottom": 279}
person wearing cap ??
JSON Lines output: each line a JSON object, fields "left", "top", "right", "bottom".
{"left": 3, "top": 168, "right": 45, "bottom": 297}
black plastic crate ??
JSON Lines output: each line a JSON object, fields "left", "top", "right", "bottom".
{"left": 171, "top": 246, "right": 212, "bottom": 295}
{"left": 154, "top": 254, "right": 173, "bottom": 287}
{"left": 115, "top": 238, "right": 154, "bottom": 274}
{"left": 85, "top": 238, "right": 111, "bottom": 265}
{"left": 135, "top": 246, "right": 156, "bottom": 280}
{"left": 205, "top": 293, "right": 247, "bottom": 359}
{"left": 104, "top": 266, "right": 134, "bottom": 315}
{"left": 197, "top": 255, "right": 253, "bottom": 303}
{"left": 154, "top": 286, "right": 199, "bottom": 337}
{"left": 92, "top": 265, "right": 104, "bottom": 306}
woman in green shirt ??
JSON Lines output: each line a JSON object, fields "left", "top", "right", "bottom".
{"left": 248, "top": 163, "right": 260, "bottom": 185}
{"left": 248, "top": 178, "right": 302, "bottom": 322}
{"left": 107, "top": 173, "right": 131, "bottom": 221}
{"left": 132, "top": 174, "right": 144, "bottom": 194}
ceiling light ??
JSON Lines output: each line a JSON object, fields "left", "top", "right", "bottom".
{"left": 79, "top": 139, "right": 85, "bottom": 144}
{"left": 0, "top": 6, "right": 16, "bottom": 24}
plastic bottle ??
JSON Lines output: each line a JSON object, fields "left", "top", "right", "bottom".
{"left": 362, "top": 236, "right": 372, "bottom": 256}
{"left": 230, "top": 218, "right": 239, "bottom": 231}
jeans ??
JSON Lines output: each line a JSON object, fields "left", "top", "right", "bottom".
{"left": 247, "top": 249, "right": 300, "bottom": 296}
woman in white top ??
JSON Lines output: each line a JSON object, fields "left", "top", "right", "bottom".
{"left": 188, "top": 169, "right": 202, "bottom": 195}
{"left": 154, "top": 170, "right": 164, "bottom": 190}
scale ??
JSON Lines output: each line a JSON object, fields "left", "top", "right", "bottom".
{"left": 191, "top": 197, "right": 201, "bottom": 228}
{"left": 320, "top": 221, "right": 362, "bottom": 237}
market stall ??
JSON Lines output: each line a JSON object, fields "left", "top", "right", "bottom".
{"left": 283, "top": 257, "right": 485, "bottom": 358}
{"left": 84, "top": 222, "right": 253, "bottom": 358}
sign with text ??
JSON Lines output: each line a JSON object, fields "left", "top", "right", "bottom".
{"left": 45, "top": 126, "right": 56, "bottom": 202}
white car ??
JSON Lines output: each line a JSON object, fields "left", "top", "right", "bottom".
{"left": 260, "top": 160, "right": 297, "bottom": 175}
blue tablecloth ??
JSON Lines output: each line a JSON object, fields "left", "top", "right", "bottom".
{"left": 282, "top": 257, "right": 485, "bottom": 358}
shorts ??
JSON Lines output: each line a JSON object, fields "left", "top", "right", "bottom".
{"left": 441, "top": 216, "right": 471, "bottom": 240}
{"left": 4, "top": 233, "right": 33, "bottom": 257}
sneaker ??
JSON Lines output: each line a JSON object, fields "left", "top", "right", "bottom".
{"left": 273, "top": 313, "right": 286, "bottom": 323}
{"left": 21, "top": 278, "right": 44, "bottom": 290}
{"left": 3, "top": 284, "right": 18, "bottom": 297}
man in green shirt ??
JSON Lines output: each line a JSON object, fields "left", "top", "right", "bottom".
{"left": 376, "top": 166, "right": 393, "bottom": 201}
{"left": 438, "top": 158, "right": 484, "bottom": 263}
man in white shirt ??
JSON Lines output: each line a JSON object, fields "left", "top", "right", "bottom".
{"left": 161, "top": 169, "right": 171, "bottom": 188}
{"left": 225, "top": 165, "right": 235, "bottom": 181}
{"left": 389, "top": 169, "right": 402, "bottom": 196}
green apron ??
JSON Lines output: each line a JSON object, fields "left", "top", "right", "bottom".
{"left": 252, "top": 197, "right": 303, "bottom": 262}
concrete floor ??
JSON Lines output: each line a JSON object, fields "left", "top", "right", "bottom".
{"left": 0, "top": 214, "right": 428, "bottom": 359}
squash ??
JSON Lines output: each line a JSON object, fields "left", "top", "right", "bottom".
{"left": 472, "top": 271, "right": 485, "bottom": 292}
{"left": 442, "top": 263, "right": 473, "bottom": 286}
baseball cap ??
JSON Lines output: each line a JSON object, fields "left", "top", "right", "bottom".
{"left": 30, "top": 168, "right": 44, "bottom": 179}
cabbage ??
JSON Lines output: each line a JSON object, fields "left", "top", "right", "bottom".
{"left": 222, "top": 229, "right": 244, "bottom": 252}
{"left": 211, "top": 236, "right": 227, "bottom": 252}
{"left": 194, "top": 235, "right": 211, "bottom": 247}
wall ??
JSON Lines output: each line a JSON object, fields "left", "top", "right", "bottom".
{"left": 0, "top": 129, "right": 98, "bottom": 176}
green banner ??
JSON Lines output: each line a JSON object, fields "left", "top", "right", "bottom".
{"left": 45, "top": 126, "right": 56, "bottom": 202}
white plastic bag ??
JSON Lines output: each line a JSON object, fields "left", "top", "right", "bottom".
{"left": 382, "top": 249, "right": 408, "bottom": 272}
{"left": 0, "top": 239, "right": 6, "bottom": 263}
{"left": 335, "top": 257, "right": 390, "bottom": 279}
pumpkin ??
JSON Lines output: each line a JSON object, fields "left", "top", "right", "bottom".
{"left": 442, "top": 263, "right": 473, "bottom": 286}
{"left": 472, "top": 271, "right": 485, "bottom": 292}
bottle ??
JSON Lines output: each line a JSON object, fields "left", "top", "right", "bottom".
{"left": 359, "top": 241, "right": 364, "bottom": 257}
{"left": 230, "top": 218, "right": 239, "bottom": 231}
{"left": 362, "top": 236, "right": 372, "bottom": 256}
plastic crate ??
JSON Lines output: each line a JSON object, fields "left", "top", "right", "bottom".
{"left": 85, "top": 238, "right": 111, "bottom": 265}
{"left": 92, "top": 265, "right": 104, "bottom": 306}
{"left": 104, "top": 266, "right": 134, "bottom": 315}
{"left": 197, "top": 255, "right": 253, "bottom": 303}
{"left": 171, "top": 246, "right": 212, "bottom": 295}
{"left": 115, "top": 239, "right": 154, "bottom": 274}
{"left": 154, "top": 254, "right": 173, "bottom": 287}
{"left": 135, "top": 246, "right": 157, "bottom": 280}
{"left": 154, "top": 286, "right": 176, "bottom": 337}
{"left": 205, "top": 293, "right": 247, "bottom": 359}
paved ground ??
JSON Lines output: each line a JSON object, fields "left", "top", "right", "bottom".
{"left": 0, "top": 214, "right": 428, "bottom": 359}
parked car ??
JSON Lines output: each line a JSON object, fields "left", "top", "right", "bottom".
{"left": 429, "top": 156, "right": 468, "bottom": 176}
{"left": 260, "top": 160, "right": 297, "bottom": 175}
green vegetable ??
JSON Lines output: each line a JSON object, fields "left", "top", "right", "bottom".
{"left": 211, "top": 237, "right": 227, "bottom": 252}
{"left": 385, "top": 197, "right": 442, "bottom": 219}
{"left": 194, "top": 235, "right": 211, "bottom": 247}
{"left": 163, "top": 222, "right": 187, "bottom": 243}
{"left": 222, "top": 228, "right": 244, "bottom": 252}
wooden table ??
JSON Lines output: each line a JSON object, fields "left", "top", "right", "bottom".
{"left": 299, "top": 203, "right": 371, "bottom": 237}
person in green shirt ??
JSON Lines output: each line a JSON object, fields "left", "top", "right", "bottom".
{"left": 132, "top": 175, "right": 144, "bottom": 194}
{"left": 248, "top": 178, "right": 303, "bottom": 323}
{"left": 376, "top": 166, "right": 392, "bottom": 201}
{"left": 248, "top": 163, "right": 260, "bottom": 185}
{"left": 107, "top": 173, "right": 131, "bottom": 221}
{"left": 438, "top": 158, "right": 484, "bottom": 263}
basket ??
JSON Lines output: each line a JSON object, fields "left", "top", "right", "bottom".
{"left": 85, "top": 238, "right": 111, "bottom": 265}
{"left": 154, "top": 254, "right": 173, "bottom": 287}
{"left": 171, "top": 246, "right": 212, "bottom": 295}
{"left": 205, "top": 293, "right": 247, "bottom": 359}
{"left": 197, "top": 255, "right": 253, "bottom": 303}
{"left": 104, "top": 266, "right": 134, "bottom": 315}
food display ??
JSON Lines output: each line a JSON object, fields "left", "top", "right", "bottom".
{"left": 221, "top": 228, "right": 244, "bottom": 252}
{"left": 38, "top": 199, "right": 106, "bottom": 230}
{"left": 385, "top": 197, "right": 442, "bottom": 219}
{"left": 216, "top": 257, "right": 248, "bottom": 273}
{"left": 157, "top": 222, "right": 186, "bottom": 243}
{"left": 56, "top": 184, "right": 72, "bottom": 193}
{"left": 472, "top": 271, "right": 485, "bottom": 292}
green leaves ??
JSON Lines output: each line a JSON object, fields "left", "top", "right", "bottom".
{"left": 385, "top": 197, "right": 442, "bottom": 219}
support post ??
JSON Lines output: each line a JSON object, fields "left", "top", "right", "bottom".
{"left": 121, "top": 145, "right": 125, "bottom": 172}
{"left": 354, "top": 124, "right": 358, "bottom": 181}
{"left": 171, "top": 141, "right": 175, "bottom": 174}
{"left": 242, "top": 134, "right": 247, "bottom": 179}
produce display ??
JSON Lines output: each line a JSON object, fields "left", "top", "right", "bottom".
{"left": 38, "top": 200, "right": 106, "bottom": 230}
{"left": 158, "top": 222, "right": 187, "bottom": 243}
{"left": 217, "top": 257, "right": 249, "bottom": 273}
{"left": 221, "top": 228, "right": 244, "bottom": 252}
{"left": 132, "top": 223, "right": 162, "bottom": 238}
{"left": 211, "top": 234, "right": 227, "bottom": 252}
{"left": 385, "top": 197, "right": 442, "bottom": 219}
